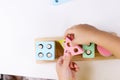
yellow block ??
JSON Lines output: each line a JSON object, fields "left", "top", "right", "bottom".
{"left": 58, "top": 39, "right": 64, "bottom": 48}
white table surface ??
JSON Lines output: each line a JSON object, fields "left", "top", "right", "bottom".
{"left": 0, "top": 0, "right": 120, "bottom": 80}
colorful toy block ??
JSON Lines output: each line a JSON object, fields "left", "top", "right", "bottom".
{"left": 35, "top": 41, "right": 55, "bottom": 60}
{"left": 82, "top": 43, "right": 95, "bottom": 58}
{"left": 52, "top": 0, "right": 71, "bottom": 5}
{"left": 97, "top": 45, "right": 112, "bottom": 57}
{"left": 64, "top": 37, "right": 83, "bottom": 56}
{"left": 58, "top": 39, "right": 64, "bottom": 48}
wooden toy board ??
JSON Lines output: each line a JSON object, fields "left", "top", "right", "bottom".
{"left": 35, "top": 37, "right": 116, "bottom": 63}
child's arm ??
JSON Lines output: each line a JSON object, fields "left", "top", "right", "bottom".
{"left": 93, "top": 30, "right": 120, "bottom": 58}
{"left": 65, "top": 24, "right": 120, "bottom": 58}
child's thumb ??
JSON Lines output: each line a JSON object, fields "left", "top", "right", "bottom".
{"left": 63, "top": 53, "right": 71, "bottom": 67}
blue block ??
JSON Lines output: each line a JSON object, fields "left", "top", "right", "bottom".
{"left": 35, "top": 41, "right": 55, "bottom": 60}
{"left": 52, "top": 0, "right": 71, "bottom": 5}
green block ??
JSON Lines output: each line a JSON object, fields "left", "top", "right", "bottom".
{"left": 82, "top": 43, "right": 95, "bottom": 58}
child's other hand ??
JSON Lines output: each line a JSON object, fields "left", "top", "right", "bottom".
{"left": 65, "top": 24, "right": 100, "bottom": 45}
{"left": 56, "top": 53, "right": 79, "bottom": 80}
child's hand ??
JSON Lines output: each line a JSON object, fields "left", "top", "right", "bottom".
{"left": 56, "top": 53, "right": 79, "bottom": 80}
{"left": 65, "top": 24, "right": 120, "bottom": 58}
{"left": 65, "top": 24, "right": 101, "bottom": 45}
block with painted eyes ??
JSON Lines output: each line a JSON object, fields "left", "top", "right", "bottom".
{"left": 64, "top": 37, "right": 83, "bottom": 56}
{"left": 82, "top": 43, "right": 95, "bottom": 58}
{"left": 35, "top": 41, "right": 55, "bottom": 60}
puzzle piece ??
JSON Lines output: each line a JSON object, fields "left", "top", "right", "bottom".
{"left": 52, "top": 0, "right": 71, "bottom": 5}
{"left": 64, "top": 37, "right": 83, "bottom": 56}
{"left": 35, "top": 41, "right": 55, "bottom": 60}
{"left": 97, "top": 45, "right": 112, "bottom": 57}
{"left": 82, "top": 43, "right": 95, "bottom": 58}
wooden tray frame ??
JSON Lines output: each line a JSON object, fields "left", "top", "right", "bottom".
{"left": 35, "top": 37, "right": 116, "bottom": 63}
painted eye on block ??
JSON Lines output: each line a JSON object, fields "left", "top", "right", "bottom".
{"left": 39, "top": 44, "right": 43, "bottom": 49}
{"left": 85, "top": 50, "right": 91, "bottom": 55}
{"left": 74, "top": 48, "right": 78, "bottom": 53}
{"left": 38, "top": 52, "right": 44, "bottom": 58}
{"left": 47, "top": 52, "right": 52, "bottom": 58}
{"left": 47, "top": 44, "right": 52, "bottom": 49}
{"left": 67, "top": 42, "right": 70, "bottom": 47}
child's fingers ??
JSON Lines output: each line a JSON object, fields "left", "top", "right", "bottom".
{"left": 74, "top": 63, "right": 79, "bottom": 71}
{"left": 71, "top": 38, "right": 91, "bottom": 46}
{"left": 70, "top": 62, "right": 79, "bottom": 72}
{"left": 69, "top": 62, "right": 74, "bottom": 68}
{"left": 64, "top": 28, "right": 75, "bottom": 38}
{"left": 56, "top": 56, "right": 64, "bottom": 66}
{"left": 56, "top": 56, "right": 63, "bottom": 71}
{"left": 63, "top": 53, "right": 72, "bottom": 67}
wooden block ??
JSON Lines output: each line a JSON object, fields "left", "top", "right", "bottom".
{"left": 82, "top": 43, "right": 95, "bottom": 58}
{"left": 64, "top": 37, "right": 83, "bottom": 56}
{"left": 97, "top": 45, "right": 112, "bottom": 57}
{"left": 58, "top": 39, "right": 64, "bottom": 48}
{"left": 35, "top": 41, "right": 55, "bottom": 60}
{"left": 35, "top": 37, "right": 64, "bottom": 62}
